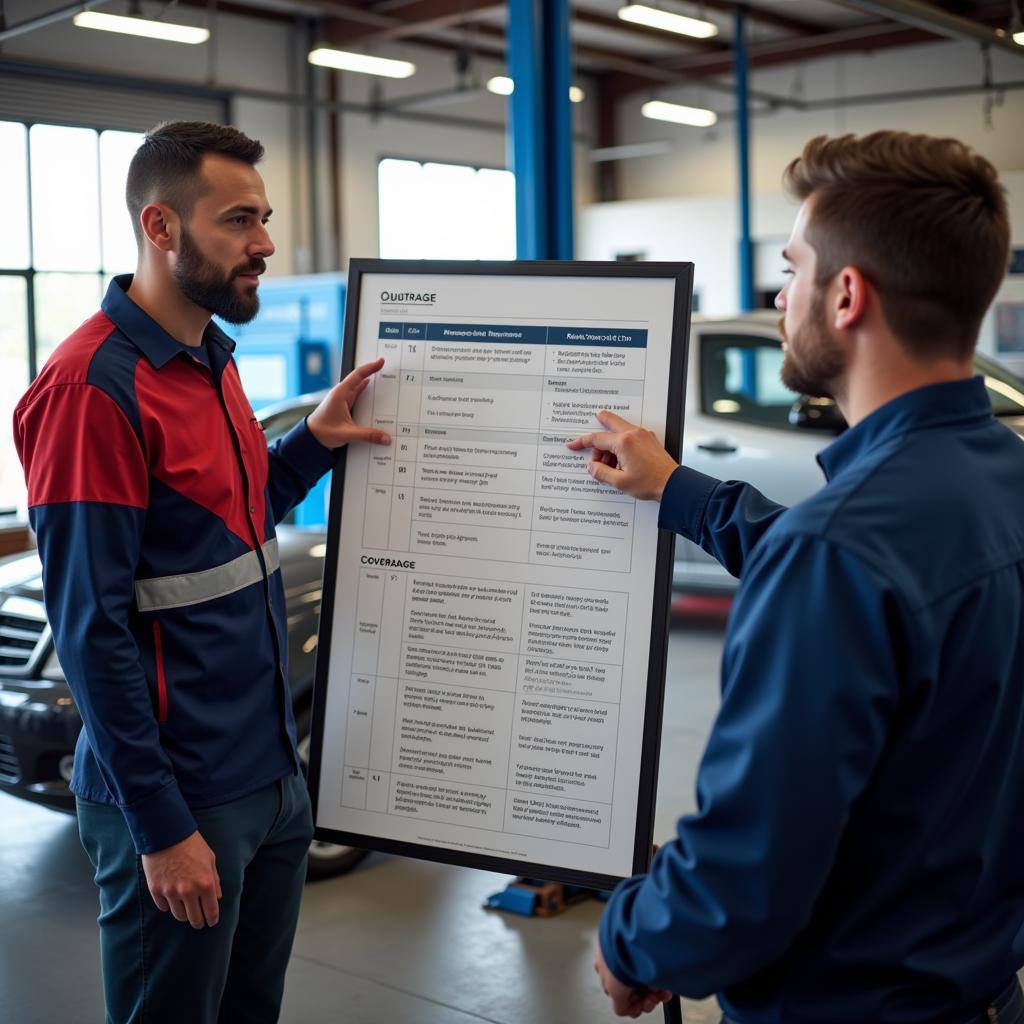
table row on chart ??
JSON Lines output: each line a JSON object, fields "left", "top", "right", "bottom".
{"left": 343, "top": 674, "right": 619, "bottom": 801}
{"left": 348, "top": 642, "right": 624, "bottom": 704}
{"left": 342, "top": 766, "right": 614, "bottom": 849}
{"left": 371, "top": 372, "right": 644, "bottom": 431}
{"left": 375, "top": 324, "right": 649, "bottom": 381}
{"left": 369, "top": 426, "right": 632, "bottom": 493}
{"left": 352, "top": 569, "right": 629, "bottom": 671}
{"left": 363, "top": 491, "right": 636, "bottom": 569}
{"left": 368, "top": 449, "right": 631, "bottom": 502}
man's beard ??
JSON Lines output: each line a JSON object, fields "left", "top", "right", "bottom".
{"left": 173, "top": 227, "right": 264, "bottom": 325}
{"left": 779, "top": 290, "right": 845, "bottom": 398}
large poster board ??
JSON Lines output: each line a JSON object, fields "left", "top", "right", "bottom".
{"left": 308, "top": 260, "right": 692, "bottom": 890}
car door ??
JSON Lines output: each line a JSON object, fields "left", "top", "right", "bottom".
{"left": 675, "top": 323, "right": 834, "bottom": 591}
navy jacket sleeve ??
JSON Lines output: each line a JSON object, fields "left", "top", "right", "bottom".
{"left": 17, "top": 383, "right": 197, "bottom": 854}
{"left": 264, "top": 416, "right": 337, "bottom": 524}
{"left": 658, "top": 466, "right": 789, "bottom": 578}
{"left": 599, "top": 531, "right": 902, "bottom": 997}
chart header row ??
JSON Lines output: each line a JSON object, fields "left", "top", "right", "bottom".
{"left": 378, "top": 322, "right": 648, "bottom": 348}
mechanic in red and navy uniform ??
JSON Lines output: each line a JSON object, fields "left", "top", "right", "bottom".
{"left": 14, "top": 122, "right": 390, "bottom": 1024}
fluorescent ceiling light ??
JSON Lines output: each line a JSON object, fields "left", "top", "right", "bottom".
{"left": 309, "top": 47, "right": 415, "bottom": 79}
{"left": 73, "top": 11, "right": 209, "bottom": 44}
{"left": 487, "top": 76, "right": 515, "bottom": 96}
{"left": 618, "top": 4, "right": 718, "bottom": 39}
{"left": 641, "top": 99, "right": 718, "bottom": 127}
{"left": 487, "top": 77, "right": 585, "bottom": 102}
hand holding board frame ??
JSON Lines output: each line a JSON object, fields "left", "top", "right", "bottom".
{"left": 308, "top": 260, "right": 692, "bottom": 891}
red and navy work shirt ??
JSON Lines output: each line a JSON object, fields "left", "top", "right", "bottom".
{"left": 14, "top": 275, "right": 336, "bottom": 854}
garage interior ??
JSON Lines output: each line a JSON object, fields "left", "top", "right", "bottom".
{"left": 0, "top": 1, "right": 1023, "bottom": 1023}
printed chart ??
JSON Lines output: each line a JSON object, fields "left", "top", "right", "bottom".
{"left": 311, "top": 263, "right": 690, "bottom": 885}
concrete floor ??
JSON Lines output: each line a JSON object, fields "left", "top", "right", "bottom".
{"left": 0, "top": 618, "right": 727, "bottom": 1024}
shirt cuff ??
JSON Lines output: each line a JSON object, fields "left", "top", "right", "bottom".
{"left": 120, "top": 781, "right": 198, "bottom": 855}
{"left": 275, "top": 416, "right": 338, "bottom": 487}
{"left": 599, "top": 876, "right": 646, "bottom": 990}
{"left": 658, "top": 465, "right": 721, "bottom": 541}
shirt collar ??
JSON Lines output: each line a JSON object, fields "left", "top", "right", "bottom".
{"left": 816, "top": 376, "right": 993, "bottom": 481}
{"left": 102, "top": 274, "right": 237, "bottom": 370}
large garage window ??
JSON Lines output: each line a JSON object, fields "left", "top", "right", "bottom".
{"left": 0, "top": 121, "right": 143, "bottom": 515}
{"left": 378, "top": 157, "right": 516, "bottom": 260}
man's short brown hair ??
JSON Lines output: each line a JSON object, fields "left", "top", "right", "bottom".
{"left": 783, "top": 132, "right": 1010, "bottom": 360}
{"left": 126, "top": 121, "right": 264, "bottom": 248}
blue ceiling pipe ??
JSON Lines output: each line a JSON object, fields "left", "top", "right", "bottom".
{"left": 507, "top": 0, "right": 574, "bottom": 260}
{"left": 735, "top": 4, "right": 755, "bottom": 311}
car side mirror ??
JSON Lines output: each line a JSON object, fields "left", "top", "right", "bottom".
{"left": 789, "top": 395, "right": 846, "bottom": 434}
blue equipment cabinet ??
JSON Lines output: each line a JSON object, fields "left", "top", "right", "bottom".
{"left": 216, "top": 274, "right": 347, "bottom": 528}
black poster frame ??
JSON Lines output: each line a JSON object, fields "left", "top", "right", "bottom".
{"left": 308, "top": 258, "right": 693, "bottom": 892}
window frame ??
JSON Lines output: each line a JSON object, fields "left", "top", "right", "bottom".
{"left": 0, "top": 118, "right": 145, "bottom": 516}
{"left": 1, "top": 117, "right": 144, "bottom": 382}
{"left": 699, "top": 332, "right": 799, "bottom": 432}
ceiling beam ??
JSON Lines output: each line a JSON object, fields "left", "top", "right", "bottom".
{"left": 0, "top": 0, "right": 105, "bottom": 42}
{"left": 657, "top": 21, "right": 943, "bottom": 78}
{"left": 608, "top": 5, "right": 1016, "bottom": 91}
{"left": 322, "top": 13, "right": 508, "bottom": 60}
{"left": 836, "top": 0, "right": 1024, "bottom": 56}
{"left": 697, "top": 0, "right": 825, "bottom": 35}
{"left": 327, "top": 0, "right": 502, "bottom": 45}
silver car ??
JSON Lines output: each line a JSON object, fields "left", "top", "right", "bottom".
{"left": 677, "top": 313, "right": 1024, "bottom": 592}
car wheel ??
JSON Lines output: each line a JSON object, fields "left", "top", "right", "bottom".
{"left": 294, "top": 706, "right": 370, "bottom": 880}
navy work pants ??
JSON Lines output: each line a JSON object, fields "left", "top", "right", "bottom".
{"left": 78, "top": 772, "right": 313, "bottom": 1024}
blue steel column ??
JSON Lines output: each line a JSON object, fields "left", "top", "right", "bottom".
{"left": 735, "top": 4, "right": 755, "bottom": 310}
{"left": 507, "top": 0, "right": 574, "bottom": 259}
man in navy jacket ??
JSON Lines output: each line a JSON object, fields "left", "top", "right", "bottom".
{"left": 571, "top": 132, "right": 1024, "bottom": 1022}
{"left": 16, "top": 122, "right": 390, "bottom": 1023}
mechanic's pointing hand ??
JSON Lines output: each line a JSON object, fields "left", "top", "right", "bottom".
{"left": 306, "top": 357, "right": 392, "bottom": 450}
{"left": 567, "top": 410, "right": 678, "bottom": 501}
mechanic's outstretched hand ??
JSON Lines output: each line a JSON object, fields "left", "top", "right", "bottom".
{"left": 306, "top": 357, "right": 392, "bottom": 449}
{"left": 594, "top": 943, "right": 673, "bottom": 1018}
{"left": 567, "top": 410, "right": 678, "bottom": 501}
{"left": 142, "top": 830, "right": 222, "bottom": 930}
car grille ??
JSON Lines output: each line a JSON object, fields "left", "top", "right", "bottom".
{"left": 0, "top": 608, "right": 47, "bottom": 669}
{"left": 0, "top": 734, "right": 19, "bottom": 783}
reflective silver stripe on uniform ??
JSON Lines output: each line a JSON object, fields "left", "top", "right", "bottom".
{"left": 134, "top": 538, "right": 280, "bottom": 613}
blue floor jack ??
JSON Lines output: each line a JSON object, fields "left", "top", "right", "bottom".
{"left": 484, "top": 877, "right": 607, "bottom": 917}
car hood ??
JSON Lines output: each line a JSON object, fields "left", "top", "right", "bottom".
{"left": 1001, "top": 414, "right": 1024, "bottom": 438}
{"left": 0, "top": 550, "right": 43, "bottom": 600}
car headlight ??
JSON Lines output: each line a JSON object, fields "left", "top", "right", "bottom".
{"left": 41, "top": 650, "right": 65, "bottom": 681}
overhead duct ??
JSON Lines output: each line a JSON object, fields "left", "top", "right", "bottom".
{"left": 836, "top": 0, "right": 1024, "bottom": 56}
{"left": 0, "top": 1, "right": 105, "bottom": 43}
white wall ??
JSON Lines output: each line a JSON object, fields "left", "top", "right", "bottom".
{"left": 611, "top": 40, "right": 1024, "bottom": 200}
{"left": 580, "top": 190, "right": 799, "bottom": 314}
{"left": 580, "top": 173, "right": 1024, "bottom": 325}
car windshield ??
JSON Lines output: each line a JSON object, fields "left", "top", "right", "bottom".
{"left": 975, "top": 353, "right": 1024, "bottom": 417}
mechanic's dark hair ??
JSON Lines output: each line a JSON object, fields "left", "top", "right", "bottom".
{"left": 126, "top": 121, "right": 264, "bottom": 248}
{"left": 784, "top": 131, "right": 1010, "bottom": 360}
